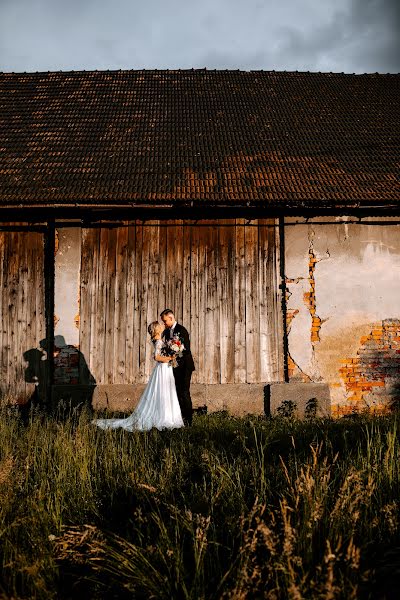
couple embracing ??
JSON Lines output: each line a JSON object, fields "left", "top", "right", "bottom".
{"left": 92, "top": 309, "right": 195, "bottom": 432}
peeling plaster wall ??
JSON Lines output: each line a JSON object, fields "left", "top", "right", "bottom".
{"left": 285, "top": 217, "right": 400, "bottom": 414}
{"left": 54, "top": 227, "right": 81, "bottom": 346}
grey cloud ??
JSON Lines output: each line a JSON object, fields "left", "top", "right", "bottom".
{"left": 270, "top": 0, "right": 400, "bottom": 72}
{"left": 0, "top": 0, "right": 398, "bottom": 73}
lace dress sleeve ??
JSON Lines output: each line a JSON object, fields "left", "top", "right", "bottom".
{"left": 153, "top": 339, "right": 164, "bottom": 360}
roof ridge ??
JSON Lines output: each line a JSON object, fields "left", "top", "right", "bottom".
{"left": 0, "top": 68, "right": 399, "bottom": 76}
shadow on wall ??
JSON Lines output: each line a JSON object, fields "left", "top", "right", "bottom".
{"left": 22, "top": 335, "right": 96, "bottom": 420}
{"left": 340, "top": 319, "right": 400, "bottom": 413}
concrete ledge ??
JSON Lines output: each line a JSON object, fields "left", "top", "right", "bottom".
{"left": 207, "top": 383, "right": 266, "bottom": 415}
{"left": 52, "top": 384, "right": 95, "bottom": 406}
{"left": 51, "top": 382, "right": 331, "bottom": 418}
{"left": 265, "top": 382, "right": 331, "bottom": 418}
{"left": 90, "top": 383, "right": 265, "bottom": 415}
{"left": 92, "top": 384, "right": 145, "bottom": 412}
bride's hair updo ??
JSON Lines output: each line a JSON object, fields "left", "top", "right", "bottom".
{"left": 148, "top": 321, "right": 163, "bottom": 340}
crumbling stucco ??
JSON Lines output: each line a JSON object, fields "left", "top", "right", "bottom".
{"left": 285, "top": 217, "right": 400, "bottom": 413}
{"left": 303, "top": 241, "right": 324, "bottom": 344}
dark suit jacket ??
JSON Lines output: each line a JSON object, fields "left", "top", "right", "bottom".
{"left": 162, "top": 323, "right": 195, "bottom": 372}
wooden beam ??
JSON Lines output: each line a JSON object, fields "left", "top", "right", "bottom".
{"left": 1, "top": 205, "right": 400, "bottom": 224}
{"left": 279, "top": 216, "right": 289, "bottom": 383}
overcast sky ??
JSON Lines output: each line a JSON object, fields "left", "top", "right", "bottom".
{"left": 0, "top": 0, "right": 399, "bottom": 73}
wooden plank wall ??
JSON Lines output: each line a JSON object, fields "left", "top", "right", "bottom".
{"left": 79, "top": 219, "right": 283, "bottom": 385}
{"left": 0, "top": 229, "right": 45, "bottom": 402}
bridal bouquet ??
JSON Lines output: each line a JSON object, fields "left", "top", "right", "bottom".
{"left": 163, "top": 334, "right": 185, "bottom": 368}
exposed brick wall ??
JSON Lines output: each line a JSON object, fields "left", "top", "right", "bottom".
{"left": 54, "top": 345, "right": 80, "bottom": 385}
{"left": 338, "top": 319, "right": 400, "bottom": 414}
{"left": 303, "top": 245, "right": 322, "bottom": 344}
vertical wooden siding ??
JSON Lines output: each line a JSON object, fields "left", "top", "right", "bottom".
{"left": 80, "top": 220, "right": 283, "bottom": 385}
{"left": 0, "top": 230, "right": 45, "bottom": 401}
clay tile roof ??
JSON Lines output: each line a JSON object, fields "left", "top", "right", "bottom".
{"left": 0, "top": 69, "right": 399, "bottom": 209}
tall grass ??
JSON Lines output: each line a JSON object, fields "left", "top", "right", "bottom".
{"left": 0, "top": 406, "right": 399, "bottom": 599}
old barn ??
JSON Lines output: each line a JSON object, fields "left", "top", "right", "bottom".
{"left": 0, "top": 69, "right": 399, "bottom": 416}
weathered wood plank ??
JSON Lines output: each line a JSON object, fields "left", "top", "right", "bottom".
{"left": 139, "top": 223, "right": 151, "bottom": 382}
{"left": 87, "top": 229, "right": 99, "bottom": 382}
{"left": 30, "top": 234, "right": 38, "bottom": 397}
{"left": 205, "top": 223, "right": 220, "bottom": 384}
{"left": 35, "top": 234, "right": 46, "bottom": 401}
{"left": 157, "top": 222, "right": 167, "bottom": 318}
{"left": 14, "top": 234, "right": 23, "bottom": 395}
{"left": 196, "top": 222, "right": 207, "bottom": 383}
{"left": 20, "top": 234, "right": 27, "bottom": 399}
{"left": 95, "top": 227, "right": 108, "bottom": 384}
{"left": 234, "top": 220, "right": 247, "bottom": 383}
{"left": 189, "top": 222, "right": 199, "bottom": 383}
{"left": 202, "top": 224, "right": 211, "bottom": 383}
{"left": 4, "top": 232, "right": 11, "bottom": 390}
{"left": 133, "top": 223, "right": 142, "bottom": 383}
{"left": 114, "top": 224, "right": 129, "bottom": 384}
{"left": 18, "top": 235, "right": 27, "bottom": 395}
{"left": 27, "top": 233, "right": 44, "bottom": 400}
{"left": 174, "top": 220, "right": 184, "bottom": 321}
{"left": 245, "top": 221, "right": 260, "bottom": 383}
{"left": 24, "top": 234, "right": 39, "bottom": 400}
{"left": 35, "top": 233, "right": 45, "bottom": 357}
{"left": 226, "top": 225, "right": 236, "bottom": 384}
{"left": 182, "top": 222, "right": 192, "bottom": 336}
{"left": 218, "top": 224, "right": 228, "bottom": 384}
{"left": 258, "top": 219, "right": 271, "bottom": 382}
{"left": 8, "top": 232, "right": 18, "bottom": 391}
{"left": 104, "top": 228, "right": 117, "bottom": 383}
{"left": 125, "top": 223, "right": 135, "bottom": 384}
{"left": 165, "top": 220, "right": 175, "bottom": 311}
{"left": 145, "top": 221, "right": 160, "bottom": 379}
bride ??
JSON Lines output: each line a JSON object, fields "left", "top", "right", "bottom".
{"left": 92, "top": 322, "right": 185, "bottom": 431}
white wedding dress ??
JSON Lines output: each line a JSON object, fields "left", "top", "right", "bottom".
{"left": 92, "top": 340, "right": 184, "bottom": 431}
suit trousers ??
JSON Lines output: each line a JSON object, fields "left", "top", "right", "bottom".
{"left": 172, "top": 366, "right": 193, "bottom": 425}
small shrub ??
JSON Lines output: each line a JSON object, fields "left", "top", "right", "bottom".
{"left": 305, "top": 397, "right": 318, "bottom": 419}
{"left": 277, "top": 399, "right": 297, "bottom": 418}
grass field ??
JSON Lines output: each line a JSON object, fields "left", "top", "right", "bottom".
{"left": 0, "top": 406, "right": 399, "bottom": 599}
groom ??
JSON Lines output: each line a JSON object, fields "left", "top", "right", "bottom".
{"left": 160, "top": 309, "right": 195, "bottom": 426}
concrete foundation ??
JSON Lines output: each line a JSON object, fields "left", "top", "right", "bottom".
{"left": 90, "top": 383, "right": 267, "bottom": 415}
{"left": 51, "top": 382, "right": 331, "bottom": 418}
{"left": 266, "top": 382, "right": 331, "bottom": 418}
